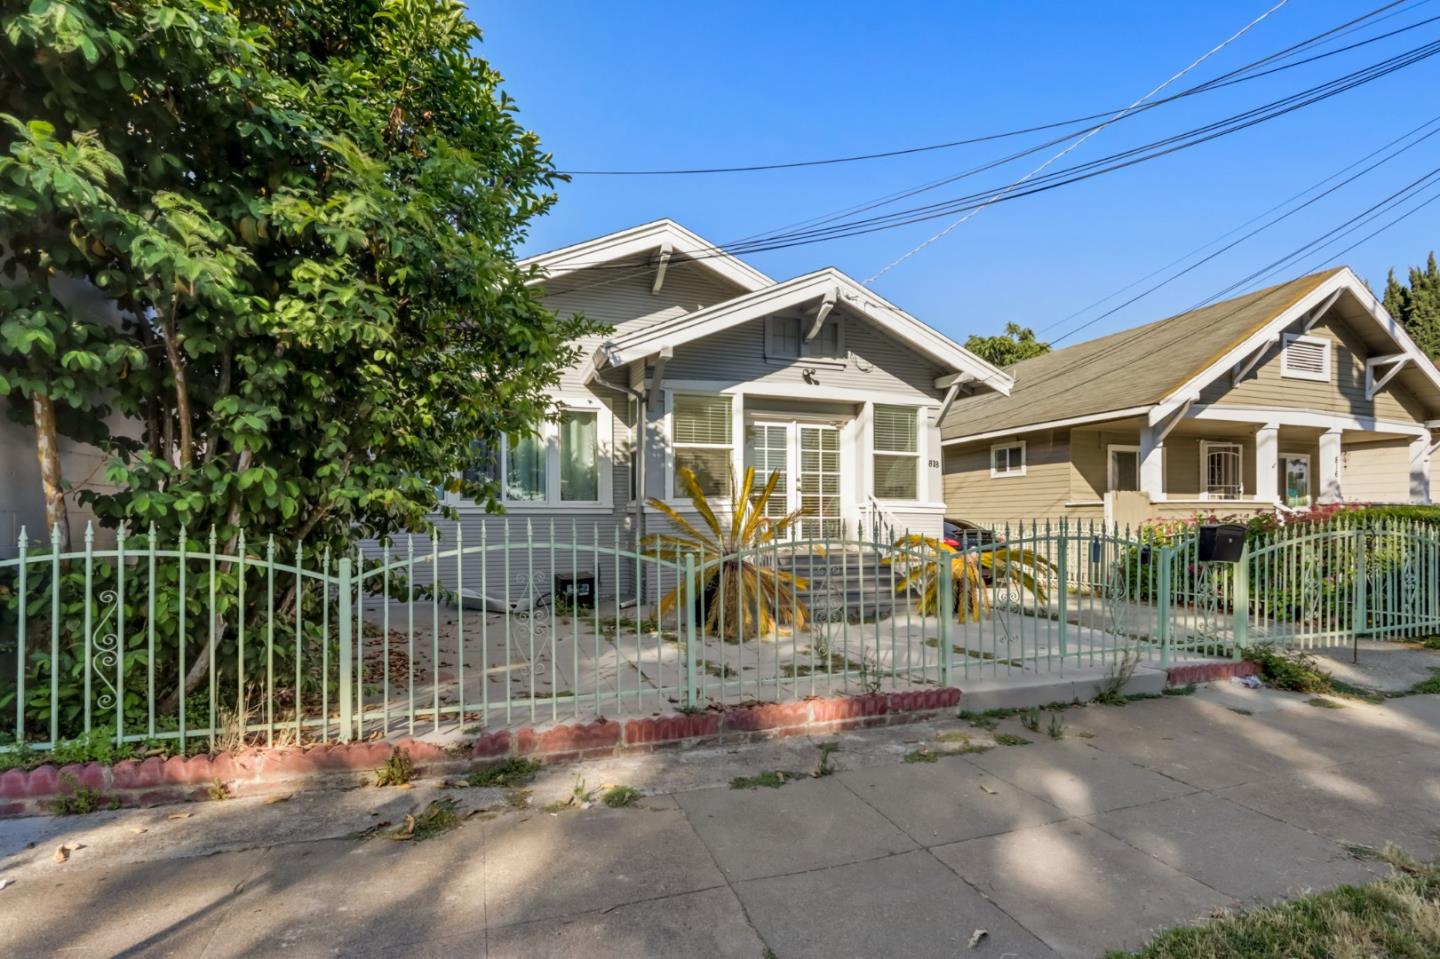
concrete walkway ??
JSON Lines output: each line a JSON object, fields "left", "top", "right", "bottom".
{"left": 3, "top": 685, "right": 1439, "bottom": 958}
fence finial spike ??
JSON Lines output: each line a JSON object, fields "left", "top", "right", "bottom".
{"left": 17, "top": 525, "right": 26, "bottom": 550}
{"left": 50, "top": 523, "right": 61, "bottom": 545}
{"left": 84, "top": 521, "right": 94, "bottom": 545}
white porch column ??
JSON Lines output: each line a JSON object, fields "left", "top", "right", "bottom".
{"left": 1318, "top": 428, "right": 1343, "bottom": 503}
{"left": 1139, "top": 425, "right": 1165, "bottom": 502}
{"left": 1409, "top": 435, "right": 1431, "bottom": 504}
{"left": 1254, "top": 424, "right": 1279, "bottom": 503}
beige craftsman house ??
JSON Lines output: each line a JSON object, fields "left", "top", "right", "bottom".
{"left": 421, "top": 219, "right": 1010, "bottom": 599}
{"left": 941, "top": 267, "right": 1440, "bottom": 528}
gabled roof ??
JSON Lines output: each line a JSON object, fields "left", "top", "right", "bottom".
{"left": 941, "top": 267, "right": 1440, "bottom": 443}
{"left": 520, "top": 219, "right": 773, "bottom": 293}
{"left": 594, "top": 267, "right": 1014, "bottom": 393}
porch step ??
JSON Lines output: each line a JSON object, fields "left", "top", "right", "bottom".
{"left": 779, "top": 551, "right": 912, "bottom": 618}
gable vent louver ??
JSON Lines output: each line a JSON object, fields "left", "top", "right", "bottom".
{"left": 1281, "top": 335, "right": 1330, "bottom": 381}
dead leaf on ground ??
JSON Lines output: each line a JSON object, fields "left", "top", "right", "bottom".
{"left": 968, "top": 928, "right": 989, "bottom": 948}
{"left": 130, "top": 827, "right": 147, "bottom": 834}
{"left": 264, "top": 794, "right": 292, "bottom": 805}
{"left": 167, "top": 812, "right": 193, "bottom": 821}
{"left": 0, "top": 877, "right": 13, "bottom": 890}
{"left": 979, "top": 783, "right": 998, "bottom": 795}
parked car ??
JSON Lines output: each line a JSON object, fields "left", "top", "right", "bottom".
{"left": 943, "top": 519, "right": 1001, "bottom": 552}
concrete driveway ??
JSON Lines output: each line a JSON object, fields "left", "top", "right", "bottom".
{"left": 2, "top": 683, "right": 1439, "bottom": 958}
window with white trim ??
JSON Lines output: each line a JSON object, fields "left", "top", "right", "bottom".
{"left": 672, "top": 393, "right": 733, "bottom": 498}
{"left": 459, "top": 404, "right": 607, "bottom": 506}
{"left": 990, "top": 441, "right": 1026, "bottom": 478}
{"left": 764, "top": 315, "right": 844, "bottom": 362}
{"left": 1201, "top": 441, "right": 1243, "bottom": 500}
{"left": 1280, "top": 334, "right": 1331, "bottom": 381}
{"left": 872, "top": 405, "right": 919, "bottom": 499}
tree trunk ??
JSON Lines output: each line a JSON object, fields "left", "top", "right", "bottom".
{"left": 32, "top": 391, "right": 69, "bottom": 550}
{"left": 158, "top": 448, "right": 252, "bottom": 714}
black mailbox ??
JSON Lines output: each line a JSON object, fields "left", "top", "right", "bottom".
{"left": 1197, "top": 523, "right": 1246, "bottom": 563}
{"left": 553, "top": 572, "right": 596, "bottom": 609}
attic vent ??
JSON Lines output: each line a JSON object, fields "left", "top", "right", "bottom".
{"left": 1280, "top": 334, "right": 1331, "bottom": 382}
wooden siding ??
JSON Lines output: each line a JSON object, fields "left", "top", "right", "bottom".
{"left": 541, "top": 260, "right": 751, "bottom": 394}
{"left": 1199, "top": 314, "right": 1429, "bottom": 425}
{"left": 942, "top": 430, "right": 1075, "bottom": 523}
{"left": 1342, "top": 439, "right": 1412, "bottom": 503}
{"left": 661, "top": 305, "right": 946, "bottom": 400}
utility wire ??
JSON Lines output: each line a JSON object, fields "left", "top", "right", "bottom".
{"left": 558, "top": 0, "right": 1417, "bottom": 176}
{"left": 863, "top": 0, "right": 1293, "bottom": 284}
{"left": 1041, "top": 114, "right": 1440, "bottom": 348}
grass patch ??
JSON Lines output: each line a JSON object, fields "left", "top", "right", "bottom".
{"left": 467, "top": 757, "right": 542, "bottom": 789}
{"left": 1331, "top": 678, "right": 1387, "bottom": 704}
{"left": 1242, "top": 644, "right": 1334, "bottom": 694}
{"left": 1307, "top": 696, "right": 1345, "bottom": 709}
{"left": 207, "top": 777, "right": 230, "bottom": 801}
{"left": 392, "top": 798, "right": 460, "bottom": 841}
{"left": 1228, "top": 706, "right": 1254, "bottom": 716}
{"left": 504, "top": 788, "right": 532, "bottom": 809}
{"left": 375, "top": 746, "right": 416, "bottom": 787}
{"left": 1420, "top": 636, "right": 1440, "bottom": 650}
{"left": 601, "top": 785, "right": 641, "bottom": 808}
{"left": 1400, "top": 669, "right": 1440, "bottom": 697}
{"left": 903, "top": 748, "right": 939, "bottom": 764}
{"left": 994, "top": 734, "right": 1032, "bottom": 747}
{"left": 730, "top": 770, "right": 800, "bottom": 789}
{"left": 1162, "top": 684, "right": 1197, "bottom": 696}
{"left": 1104, "top": 851, "right": 1440, "bottom": 959}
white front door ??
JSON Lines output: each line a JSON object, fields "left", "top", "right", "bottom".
{"left": 745, "top": 420, "right": 843, "bottom": 540}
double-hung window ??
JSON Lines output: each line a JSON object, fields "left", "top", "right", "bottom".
{"left": 672, "top": 394, "right": 733, "bottom": 498}
{"left": 558, "top": 410, "right": 598, "bottom": 501}
{"left": 872, "top": 405, "right": 919, "bottom": 500}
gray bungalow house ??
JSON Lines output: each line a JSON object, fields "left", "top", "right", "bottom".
{"left": 418, "top": 219, "right": 1012, "bottom": 601}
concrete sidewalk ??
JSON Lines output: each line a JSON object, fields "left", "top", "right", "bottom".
{"left": 3, "top": 684, "right": 1439, "bottom": 958}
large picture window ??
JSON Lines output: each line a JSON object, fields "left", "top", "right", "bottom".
{"left": 873, "top": 405, "right": 918, "bottom": 500}
{"left": 673, "top": 394, "right": 733, "bottom": 497}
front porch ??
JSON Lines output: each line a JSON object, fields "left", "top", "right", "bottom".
{"left": 1094, "top": 405, "right": 1431, "bottom": 524}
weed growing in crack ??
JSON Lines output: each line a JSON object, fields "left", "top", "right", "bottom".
{"left": 1047, "top": 713, "right": 1066, "bottom": 740}
{"left": 994, "top": 733, "right": 1032, "bottom": 747}
{"left": 1021, "top": 707, "right": 1041, "bottom": 732}
{"left": 467, "top": 757, "right": 541, "bottom": 789}
{"left": 602, "top": 785, "right": 641, "bottom": 808}
{"left": 730, "top": 770, "right": 800, "bottom": 790}
{"left": 375, "top": 746, "right": 416, "bottom": 787}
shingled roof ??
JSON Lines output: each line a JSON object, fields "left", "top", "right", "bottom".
{"left": 940, "top": 269, "right": 1345, "bottom": 442}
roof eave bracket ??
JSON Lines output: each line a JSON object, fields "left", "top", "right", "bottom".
{"left": 1365, "top": 353, "right": 1409, "bottom": 400}
{"left": 805, "top": 287, "right": 838, "bottom": 341}
{"left": 650, "top": 242, "right": 674, "bottom": 295}
{"left": 1302, "top": 289, "right": 1343, "bottom": 332}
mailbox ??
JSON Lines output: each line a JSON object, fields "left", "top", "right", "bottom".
{"left": 1197, "top": 523, "right": 1246, "bottom": 563}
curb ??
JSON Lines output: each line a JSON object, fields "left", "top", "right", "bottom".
{"left": 0, "top": 688, "right": 962, "bottom": 817}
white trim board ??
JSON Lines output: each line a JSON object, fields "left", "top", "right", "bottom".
{"left": 1186, "top": 404, "right": 1430, "bottom": 438}
{"left": 521, "top": 219, "right": 772, "bottom": 293}
{"left": 596, "top": 268, "right": 1013, "bottom": 395}
{"left": 941, "top": 406, "right": 1152, "bottom": 446}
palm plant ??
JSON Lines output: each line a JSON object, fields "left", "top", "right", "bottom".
{"left": 643, "top": 467, "right": 810, "bottom": 642}
{"left": 890, "top": 535, "right": 1054, "bottom": 621}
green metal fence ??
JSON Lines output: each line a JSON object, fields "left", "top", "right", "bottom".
{"left": 3, "top": 513, "right": 1437, "bottom": 752}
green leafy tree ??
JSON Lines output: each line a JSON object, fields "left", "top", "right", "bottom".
{"left": 1383, "top": 252, "right": 1440, "bottom": 360}
{"left": 963, "top": 323, "right": 1051, "bottom": 366}
{"left": 0, "top": 0, "right": 592, "bottom": 728}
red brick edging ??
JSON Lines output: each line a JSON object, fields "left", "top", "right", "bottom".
{"left": 1164, "top": 660, "right": 1260, "bottom": 687}
{"left": 0, "top": 688, "right": 961, "bottom": 817}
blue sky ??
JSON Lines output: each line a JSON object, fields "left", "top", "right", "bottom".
{"left": 471, "top": 1, "right": 1440, "bottom": 348}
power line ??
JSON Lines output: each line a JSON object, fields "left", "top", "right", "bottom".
{"left": 557, "top": 0, "right": 1419, "bottom": 177}
{"left": 863, "top": 0, "right": 1293, "bottom": 285}
{"left": 1041, "top": 113, "right": 1440, "bottom": 348}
